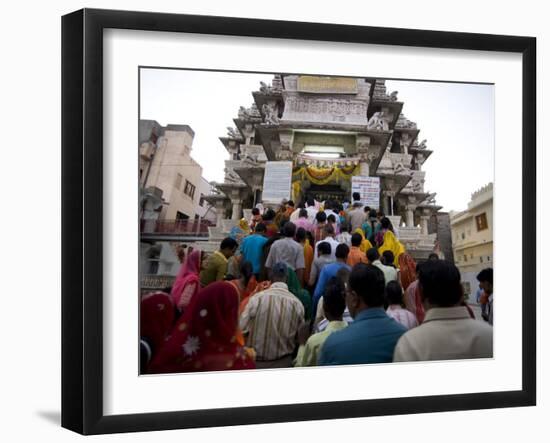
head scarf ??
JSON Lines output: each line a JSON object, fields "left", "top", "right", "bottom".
{"left": 148, "top": 281, "right": 256, "bottom": 374}
{"left": 378, "top": 230, "right": 406, "bottom": 266}
{"left": 140, "top": 291, "right": 175, "bottom": 354}
{"left": 354, "top": 228, "right": 373, "bottom": 253}
{"left": 171, "top": 250, "right": 201, "bottom": 311}
{"left": 239, "top": 218, "right": 250, "bottom": 232}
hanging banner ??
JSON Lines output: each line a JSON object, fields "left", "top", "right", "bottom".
{"left": 351, "top": 176, "right": 380, "bottom": 209}
{"left": 262, "top": 161, "right": 293, "bottom": 204}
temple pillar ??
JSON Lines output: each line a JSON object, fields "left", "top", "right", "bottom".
{"left": 359, "top": 161, "right": 370, "bottom": 176}
{"left": 214, "top": 200, "right": 226, "bottom": 226}
{"left": 381, "top": 191, "right": 390, "bottom": 215}
{"left": 231, "top": 200, "right": 242, "bottom": 222}
{"left": 420, "top": 215, "right": 430, "bottom": 235}
{"left": 405, "top": 205, "right": 416, "bottom": 227}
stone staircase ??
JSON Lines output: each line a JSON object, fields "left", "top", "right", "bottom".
{"left": 188, "top": 219, "right": 238, "bottom": 254}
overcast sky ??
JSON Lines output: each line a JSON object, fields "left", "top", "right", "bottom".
{"left": 140, "top": 68, "right": 494, "bottom": 212}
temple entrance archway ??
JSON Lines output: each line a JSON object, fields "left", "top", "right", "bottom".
{"left": 304, "top": 184, "right": 348, "bottom": 203}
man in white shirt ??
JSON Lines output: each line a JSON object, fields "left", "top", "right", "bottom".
{"left": 367, "top": 247, "right": 398, "bottom": 285}
{"left": 314, "top": 224, "right": 340, "bottom": 260}
{"left": 393, "top": 260, "right": 493, "bottom": 362}
{"left": 305, "top": 197, "right": 319, "bottom": 224}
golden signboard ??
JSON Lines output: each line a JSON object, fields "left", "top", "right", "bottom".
{"left": 297, "top": 76, "right": 358, "bottom": 94}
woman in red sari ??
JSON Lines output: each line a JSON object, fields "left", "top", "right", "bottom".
{"left": 170, "top": 249, "right": 201, "bottom": 313}
{"left": 140, "top": 291, "right": 176, "bottom": 368}
{"left": 147, "top": 281, "right": 256, "bottom": 373}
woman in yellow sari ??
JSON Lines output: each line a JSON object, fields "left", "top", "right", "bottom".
{"left": 377, "top": 217, "right": 405, "bottom": 266}
{"left": 353, "top": 228, "right": 373, "bottom": 253}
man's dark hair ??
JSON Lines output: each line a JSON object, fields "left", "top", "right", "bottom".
{"left": 323, "top": 277, "right": 346, "bottom": 318}
{"left": 287, "top": 200, "right": 295, "bottom": 207}
{"left": 295, "top": 227, "right": 307, "bottom": 242}
{"left": 340, "top": 222, "right": 349, "bottom": 233}
{"left": 348, "top": 263, "right": 385, "bottom": 307}
{"left": 317, "top": 241, "right": 331, "bottom": 256}
{"left": 252, "top": 207, "right": 260, "bottom": 216}
{"left": 385, "top": 280, "right": 403, "bottom": 305}
{"left": 351, "top": 232, "right": 363, "bottom": 247}
{"left": 271, "top": 262, "right": 289, "bottom": 282}
{"left": 335, "top": 243, "right": 350, "bottom": 260}
{"left": 282, "top": 221, "right": 296, "bottom": 237}
{"left": 352, "top": 192, "right": 361, "bottom": 202}
{"left": 476, "top": 268, "right": 493, "bottom": 285}
{"left": 324, "top": 224, "right": 335, "bottom": 236}
{"left": 324, "top": 200, "right": 332, "bottom": 210}
{"left": 382, "top": 250, "right": 395, "bottom": 266}
{"left": 366, "top": 247, "right": 380, "bottom": 263}
{"left": 315, "top": 211, "right": 327, "bottom": 223}
{"left": 369, "top": 209, "right": 378, "bottom": 219}
{"left": 364, "top": 206, "right": 371, "bottom": 213}
{"left": 306, "top": 197, "right": 315, "bottom": 207}
{"left": 263, "top": 208, "right": 276, "bottom": 221}
{"left": 428, "top": 253, "right": 440, "bottom": 261}
{"left": 299, "top": 208, "right": 308, "bottom": 218}
{"left": 220, "top": 237, "right": 238, "bottom": 251}
{"left": 418, "top": 260, "right": 463, "bottom": 307}
{"left": 327, "top": 214, "right": 336, "bottom": 223}
{"left": 255, "top": 222, "right": 266, "bottom": 233}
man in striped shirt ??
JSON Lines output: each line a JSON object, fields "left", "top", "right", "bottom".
{"left": 240, "top": 262, "right": 305, "bottom": 368}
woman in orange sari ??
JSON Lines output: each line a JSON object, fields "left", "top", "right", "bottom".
{"left": 147, "top": 281, "right": 256, "bottom": 374}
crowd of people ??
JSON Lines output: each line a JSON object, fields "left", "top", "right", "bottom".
{"left": 140, "top": 193, "right": 494, "bottom": 373}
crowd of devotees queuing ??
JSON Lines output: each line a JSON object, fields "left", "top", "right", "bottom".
{"left": 140, "top": 193, "right": 494, "bottom": 373}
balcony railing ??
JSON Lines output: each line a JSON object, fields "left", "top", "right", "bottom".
{"left": 140, "top": 219, "right": 213, "bottom": 237}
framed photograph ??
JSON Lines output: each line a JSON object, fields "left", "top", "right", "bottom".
{"left": 62, "top": 8, "right": 536, "bottom": 435}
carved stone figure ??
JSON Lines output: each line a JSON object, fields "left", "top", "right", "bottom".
{"left": 224, "top": 168, "right": 242, "bottom": 184}
{"left": 259, "top": 81, "right": 273, "bottom": 94}
{"left": 389, "top": 90, "right": 399, "bottom": 101}
{"left": 226, "top": 127, "right": 241, "bottom": 139}
{"left": 418, "top": 139, "right": 428, "bottom": 150}
{"left": 262, "top": 104, "right": 279, "bottom": 125}
{"left": 367, "top": 111, "right": 390, "bottom": 131}
{"left": 393, "top": 161, "right": 408, "bottom": 174}
{"left": 238, "top": 106, "right": 247, "bottom": 119}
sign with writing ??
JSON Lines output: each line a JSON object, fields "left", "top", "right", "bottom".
{"left": 351, "top": 176, "right": 380, "bottom": 209}
{"left": 297, "top": 76, "right": 358, "bottom": 94}
{"left": 262, "top": 161, "right": 293, "bottom": 203}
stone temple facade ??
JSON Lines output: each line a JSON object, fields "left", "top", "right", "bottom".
{"left": 204, "top": 75, "right": 442, "bottom": 260}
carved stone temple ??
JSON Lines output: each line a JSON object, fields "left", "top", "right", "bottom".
{"left": 204, "top": 75, "right": 443, "bottom": 260}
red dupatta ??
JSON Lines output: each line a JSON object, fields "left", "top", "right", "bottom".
{"left": 147, "top": 281, "right": 256, "bottom": 374}
{"left": 140, "top": 291, "right": 175, "bottom": 353}
{"left": 171, "top": 250, "right": 201, "bottom": 311}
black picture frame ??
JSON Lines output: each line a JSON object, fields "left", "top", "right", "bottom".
{"left": 62, "top": 8, "right": 536, "bottom": 435}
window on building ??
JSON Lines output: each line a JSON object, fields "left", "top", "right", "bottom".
{"left": 475, "top": 213, "right": 488, "bottom": 231}
{"left": 174, "top": 173, "right": 183, "bottom": 190}
{"left": 464, "top": 255, "right": 467, "bottom": 262}
{"left": 461, "top": 232, "right": 465, "bottom": 240}
{"left": 480, "top": 256, "right": 483, "bottom": 263}
{"left": 487, "top": 256, "right": 491, "bottom": 261}
{"left": 199, "top": 194, "right": 205, "bottom": 206}
{"left": 184, "top": 180, "right": 196, "bottom": 199}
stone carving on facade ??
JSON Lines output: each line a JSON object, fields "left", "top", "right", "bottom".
{"left": 271, "top": 75, "right": 283, "bottom": 92}
{"left": 226, "top": 127, "right": 241, "bottom": 139}
{"left": 418, "top": 139, "right": 428, "bottom": 149}
{"left": 238, "top": 104, "right": 262, "bottom": 120}
{"left": 262, "top": 104, "right": 280, "bottom": 125}
{"left": 367, "top": 111, "right": 390, "bottom": 131}
{"left": 389, "top": 91, "right": 399, "bottom": 101}
{"left": 224, "top": 168, "right": 242, "bottom": 184}
{"left": 259, "top": 81, "right": 273, "bottom": 94}
{"left": 395, "top": 114, "right": 417, "bottom": 130}
{"left": 282, "top": 96, "right": 369, "bottom": 125}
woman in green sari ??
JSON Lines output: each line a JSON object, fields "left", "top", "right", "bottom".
{"left": 286, "top": 265, "right": 313, "bottom": 321}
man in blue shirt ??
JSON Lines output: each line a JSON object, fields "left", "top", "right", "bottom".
{"left": 312, "top": 243, "right": 351, "bottom": 317}
{"left": 319, "top": 263, "right": 406, "bottom": 365}
{"left": 239, "top": 223, "right": 268, "bottom": 278}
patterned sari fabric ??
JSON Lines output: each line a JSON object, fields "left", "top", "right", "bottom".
{"left": 398, "top": 253, "right": 417, "bottom": 292}
{"left": 148, "top": 281, "right": 256, "bottom": 374}
{"left": 170, "top": 250, "right": 201, "bottom": 312}
{"left": 140, "top": 291, "right": 176, "bottom": 354}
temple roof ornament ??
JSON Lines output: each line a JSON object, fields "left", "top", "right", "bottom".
{"left": 417, "top": 139, "right": 428, "bottom": 149}
{"left": 226, "top": 126, "right": 242, "bottom": 139}
{"left": 367, "top": 111, "right": 391, "bottom": 131}
{"left": 261, "top": 103, "right": 280, "bottom": 125}
{"left": 395, "top": 113, "right": 418, "bottom": 130}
